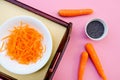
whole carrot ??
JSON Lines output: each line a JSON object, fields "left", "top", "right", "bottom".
{"left": 58, "top": 9, "right": 93, "bottom": 17}
{"left": 78, "top": 51, "right": 88, "bottom": 80}
{"left": 85, "top": 43, "right": 107, "bottom": 80}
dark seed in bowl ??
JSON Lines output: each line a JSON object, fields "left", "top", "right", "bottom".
{"left": 86, "top": 21, "right": 104, "bottom": 39}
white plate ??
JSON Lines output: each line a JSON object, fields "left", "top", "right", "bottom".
{"left": 0, "top": 16, "right": 52, "bottom": 75}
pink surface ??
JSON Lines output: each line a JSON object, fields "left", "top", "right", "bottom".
{"left": 18, "top": 0, "right": 120, "bottom": 80}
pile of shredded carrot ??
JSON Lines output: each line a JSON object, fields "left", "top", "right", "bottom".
{"left": 3, "top": 22, "right": 44, "bottom": 65}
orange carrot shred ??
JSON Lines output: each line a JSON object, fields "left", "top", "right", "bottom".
{"left": 3, "top": 22, "right": 44, "bottom": 64}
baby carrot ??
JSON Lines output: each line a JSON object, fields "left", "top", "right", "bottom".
{"left": 58, "top": 9, "right": 93, "bottom": 17}
{"left": 78, "top": 51, "right": 88, "bottom": 80}
{"left": 85, "top": 43, "right": 107, "bottom": 80}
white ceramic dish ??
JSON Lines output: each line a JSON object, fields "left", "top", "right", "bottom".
{"left": 0, "top": 16, "right": 52, "bottom": 75}
{"left": 85, "top": 18, "right": 108, "bottom": 41}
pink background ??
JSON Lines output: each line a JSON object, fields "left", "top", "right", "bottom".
{"left": 18, "top": 0, "right": 120, "bottom": 80}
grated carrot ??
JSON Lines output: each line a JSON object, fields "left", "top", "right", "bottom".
{"left": 3, "top": 22, "right": 44, "bottom": 65}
